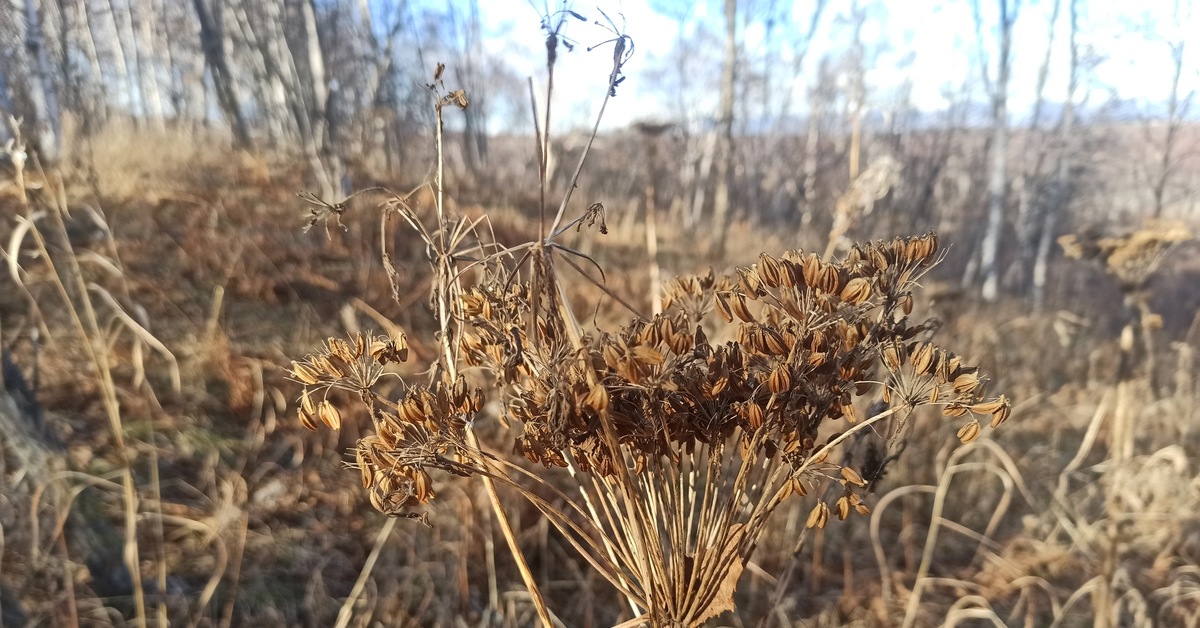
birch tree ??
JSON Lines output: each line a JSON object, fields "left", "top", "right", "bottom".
{"left": 23, "top": 0, "right": 61, "bottom": 163}
{"left": 193, "top": 0, "right": 251, "bottom": 146}
{"left": 973, "top": 0, "right": 1021, "bottom": 302}
{"left": 710, "top": 0, "right": 736, "bottom": 258}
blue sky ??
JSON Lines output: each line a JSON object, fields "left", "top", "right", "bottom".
{"left": 466, "top": 0, "right": 1198, "bottom": 130}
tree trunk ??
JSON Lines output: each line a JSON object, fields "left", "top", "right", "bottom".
{"left": 23, "top": 0, "right": 62, "bottom": 164}
{"left": 1008, "top": 0, "right": 1060, "bottom": 295}
{"left": 1151, "top": 39, "right": 1185, "bottom": 218}
{"left": 977, "top": 0, "right": 1017, "bottom": 302}
{"left": 134, "top": 0, "right": 166, "bottom": 129}
{"left": 193, "top": 0, "right": 251, "bottom": 147}
{"left": 710, "top": 0, "right": 737, "bottom": 258}
{"left": 1033, "top": 0, "right": 1078, "bottom": 313}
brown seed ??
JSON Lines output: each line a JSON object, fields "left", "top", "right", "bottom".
{"left": 317, "top": 400, "right": 342, "bottom": 430}
{"left": 746, "top": 402, "right": 764, "bottom": 429}
{"left": 759, "top": 253, "right": 783, "bottom": 288}
{"left": 298, "top": 407, "right": 318, "bottom": 431}
{"left": 971, "top": 396, "right": 1007, "bottom": 414}
{"left": 840, "top": 277, "right": 872, "bottom": 304}
{"left": 942, "top": 402, "right": 970, "bottom": 417}
{"left": 300, "top": 388, "right": 316, "bottom": 415}
{"left": 789, "top": 477, "right": 807, "bottom": 496}
{"left": 803, "top": 254, "right": 823, "bottom": 287}
{"left": 714, "top": 292, "right": 735, "bottom": 323}
{"left": 731, "top": 292, "right": 755, "bottom": 323}
{"left": 768, "top": 365, "right": 791, "bottom": 394}
{"left": 414, "top": 469, "right": 433, "bottom": 502}
{"left": 840, "top": 466, "right": 867, "bottom": 487}
{"left": 836, "top": 495, "right": 851, "bottom": 520}
{"left": 911, "top": 342, "right": 938, "bottom": 375}
{"left": 631, "top": 345, "right": 665, "bottom": 367}
{"left": 957, "top": 419, "right": 981, "bottom": 443}
{"left": 329, "top": 338, "right": 355, "bottom": 363}
{"left": 602, "top": 343, "right": 622, "bottom": 370}
{"left": 952, "top": 373, "right": 980, "bottom": 395}
{"left": 356, "top": 450, "right": 372, "bottom": 488}
{"left": 806, "top": 502, "right": 829, "bottom": 529}
{"left": 989, "top": 396, "right": 1012, "bottom": 428}
{"left": 882, "top": 340, "right": 904, "bottom": 372}
{"left": 291, "top": 361, "right": 321, "bottom": 385}
{"left": 638, "top": 319, "right": 663, "bottom": 346}
{"left": 762, "top": 327, "right": 789, "bottom": 355}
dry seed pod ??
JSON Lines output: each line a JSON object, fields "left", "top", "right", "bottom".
{"left": 869, "top": 247, "right": 889, "bottom": 270}
{"left": 602, "top": 343, "right": 622, "bottom": 370}
{"left": 989, "top": 397, "right": 1012, "bottom": 428}
{"left": 714, "top": 292, "right": 735, "bottom": 323}
{"left": 971, "top": 396, "right": 1008, "bottom": 415}
{"left": 841, "top": 403, "right": 858, "bottom": 423}
{"left": 806, "top": 502, "right": 830, "bottom": 529}
{"left": 840, "top": 277, "right": 872, "bottom": 304}
{"left": 802, "top": 254, "right": 822, "bottom": 287}
{"left": 942, "top": 402, "right": 970, "bottom": 418}
{"left": 298, "top": 407, "right": 318, "bottom": 431}
{"left": 738, "top": 267, "right": 763, "bottom": 297}
{"left": 746, "top": 402, "right": 764, "bottom": 429}
{"left": 836, "top": 495, "right": 851, "bottom": 520}
{"left": 657, "top": 317, "right": 675, "bottom": 345}
{"left": 882, "top": 340, "right": 904, "bottom": 372}
{"left": 637, "top": 319, "right": 662, "bottom": 346}
{"left": 899, "top": 293, "right": 914, "bottom": 315}
{"left": 300, "top": 388, "right": 316, "bottom": 415}
{"left": 291, "top": 361, "right": 321, "bottom": 385}
{"left": 731, "top": 292, "right": 755, "bottom": 323}
{"left": 840, "top": 466, "right": 867, "bottom": 487}
{"left": 957, "top": 419, "right": 981, "bottom": 443}
{"left": 317, "top": 400, "right": 342, "bottom": 430}
{"left": 952, "top": 373, "right": 980, "bottom": 395}
{"left": 767, "top": 365, "right": 792, "bottom": 394}
{"left": 313, "top": 355, "right": 343, "bottom": 378}
{"left": 631, "top": 345, "right": 665, "bottom": 367}
{"left": 759, "top": 254, "right": 783, "bottom": 287}
{"left": 911, "top": 342, "right": 938, "bottom": 375}
{"left": 789, "top": 477, "right": 807, "bottom": 496}
{"left": 356, "top": 450, "right": 372, "bottom": 488}
{"left": 414, "top": 469, "right": 433, "bottom": 502}
{"left": 762, "top": 327, "right": 789, "bottom": 355}
{"left": 399, "top": 399, "right": 424, "bottom": 424}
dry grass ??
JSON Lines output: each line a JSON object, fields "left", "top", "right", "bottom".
{"left": 1, "top": 75, "right": 1199, "bottom": 628}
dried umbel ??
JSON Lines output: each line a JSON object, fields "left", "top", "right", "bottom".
{"left": 290, "top": 230, "right": 1011, "bottom": 626}
{"left": 1059, "top": 220, "right": 1192, "bottom": 291}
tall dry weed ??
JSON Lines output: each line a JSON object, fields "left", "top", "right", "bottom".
{"left": 286, "top": 43, "right": 1012, "bottom": 624}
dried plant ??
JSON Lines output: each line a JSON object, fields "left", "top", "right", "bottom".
{"left": 290, "top": 213, "right": 1011, "bottom": 625}
{"left": 286, "top": 21, "right": 1009, "bottom": 625}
